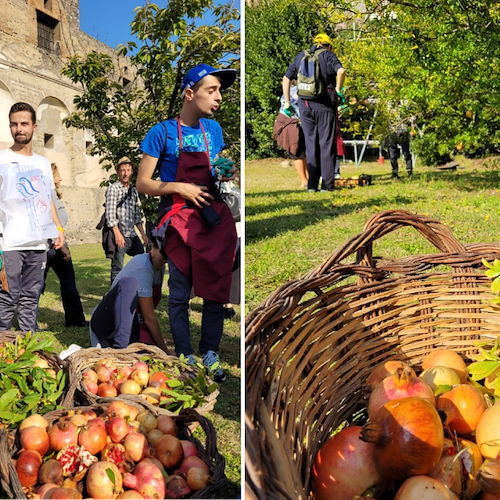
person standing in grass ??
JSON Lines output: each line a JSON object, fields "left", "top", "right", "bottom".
{"left": 137, "top": 64, "right": 238, "bottom": 382}
{"left": 283, "top": 33, "right": 346, "bottom": 192}
{"left": 0, "top": 102, "right": 65, "bottom": 333}
{"left": 38, "top": 163, "right": 87, "bottom": 328}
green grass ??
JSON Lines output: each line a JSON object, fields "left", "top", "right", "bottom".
{"left": 34, "top": 244, "right": 241, "bottom": 499}
{"left": 245, "top": 155, "right": 500, "bottom": 314}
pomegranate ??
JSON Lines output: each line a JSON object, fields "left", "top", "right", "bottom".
{"left": 179, "top": 455, "right": 210, "bottom": 475}
{"left": 118, "top": 366, "right": 134, "bottom": 380}
{"left": 135, "top": 361, "right": 149, "bottom": 372}
{"left": 429, "top": 454, "right": 461, "bottom": 495}
{"left": 137, "top": 411, "right": 157, "bottom": 433}
{"left": 131, "top": 369, "right": 149, "bottom": 387}
{"left": 107, "top": 401, "right": 132, "bottom": 419}
{"left": 56, "top": 445, "right": 98, "bottom": 481}
{"left": 97, "top": 382, "right": 118, "bottom": 397}
{"left": 421, "top": 348, "right": 468, "bottom": 383}
{"left": 84, "top": 379, "right": 98, "bottom": 394}
{"left": 86, "top": 461, "right": 123, "bottom": 499}
{"left": 123, "top": 461, "right": 166, "bottom": 499}
{"left": 395, "top": 475, "right": 459, "bottom": 499}
{"left": 120, "top": 380, "right": 142, "bottom": 395}
{"left": 139, "top": 458, "right": 168, "bottom": 480}
{"left": 366, "top": 360, "right": 416, "bottom": 390}
{"left": 128, "top": 405, "right": 139, "bottom": 421}
{"left": 68, "top": 414, "right": 88, "bottom": 428}
{"left": 38, "top": 458, "right": 64, "bottom": 485}
{"left": 94, "top": 358, "right": 118, "bottom": 378}
{"left": 458, "top": 438, "right": 484, "bottom": 499}
{"left": 141, "top": 387, "right": 161, "bottom": 404}
{"left": 180, "top": 440, "right": 198, "bottom": 458}
{"left": 437, "top": 384, "right": 487, "bottom": 435}
{"left": 165, "top": 476, "right": 191, "bottom": 499}
{"left": 78, "top": 423, "right": 108, "bottom": 455}
{"left": 476, "top": 401, "right": 500, "bottom": 460}
{"left": 83, "top": 369, "right": 98, "bottom": 384}
{"left": 147, "top": 429, "right": 163, "bottom": 446}
{"left": 186, "top": 466, "right": 212, "bottom": 491}
{"left": 149, "top": 371, "right": 168, "bottom": 385}
{"left": 477, "top": 460, "right": 500, "bottom": 497}
{"left": 108, "top": 416, "right": 131, "bottom": 443}
{"left": 368, "top": 365, "right": 435, "bottom": 420}
{"left": 156, "top": 415, "right": 178, "bottom": 435}
{"left": 19, "top": 414, "right": 49, "bottom": 431}
{"left": 81, "top": 409, "right": 98, "bottom": 420}
{"left": 311, "top": 426, "right": 381, "bottom": 500}
{"left": 420, "top": 366, "right": 462, "bottom": 392}
{"left": 102, "top": 443, "right": 134, "bottom": 474}
{"left": 49, "top": 421, "right": 79, "bottom": 452}
{"left": 361, "top": 397, "right": 444, "bottom": 480}
{"left": 37, "top": 483, "right": 59, "bottom": 499}
{"left": 124, "top": 432, "right": 148, "bottom": 462}
{"left": 21, "top": 425, "right": 50, "bottom": 456}
{"left": 48, "top": 487, "right": 83, "bottom": 499}
{"left": 96, "top": 365, "right": 113, "bottom": 384}
{"left": 117, "top": 491, "right": 145, "bottom": 499}
{"left": 155, "top": 434, "right": 184, "bottom": 469}
{"left": 16, "top": 449, "right": 43, "bottom": 487}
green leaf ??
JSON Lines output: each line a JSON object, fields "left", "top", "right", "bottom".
{"left": 468, "top": 360, "right": 500, "bottom": 381}
{"left": 166, "top": 379, "right": 183, "bottom": 388}
{"left": 106, "top": 467, "right": 116, "bottom": 486}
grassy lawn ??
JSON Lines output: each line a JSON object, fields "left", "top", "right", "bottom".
{"left": 245, "top": 155, "right": 500, "bottom": 314}
{"left": 34, "top": 244, "right": 241, "bottom": 499}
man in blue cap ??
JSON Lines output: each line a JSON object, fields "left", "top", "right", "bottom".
{"left": 137, "top": 64, "right": 238, "bottom": 382}
{"left": 283, "top": 34, "right": 346, "bottom": 192}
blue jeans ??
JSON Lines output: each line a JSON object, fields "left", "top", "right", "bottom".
{"left": 167, "top": 259, "right": 224, "bottom": 356}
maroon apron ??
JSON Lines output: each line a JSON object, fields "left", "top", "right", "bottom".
{"left": 154, "top": 118, "right": 236, "bottom": 304}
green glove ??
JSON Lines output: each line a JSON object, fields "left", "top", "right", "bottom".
{"left": 336, "top": 88, "right": 346, "bottom": 107}
{"left": 283, "top": 101, "right": 294, "bottom": 118}
{"left": 214, "top": 156, "right": 235, "bottom": 181}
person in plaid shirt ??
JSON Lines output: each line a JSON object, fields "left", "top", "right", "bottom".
{"left": 105, "top": 157, "right": 148, "bottom": 283}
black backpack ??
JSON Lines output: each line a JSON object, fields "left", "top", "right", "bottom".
{"left": 297, "top": 48, "right": 326, "bottom": 100}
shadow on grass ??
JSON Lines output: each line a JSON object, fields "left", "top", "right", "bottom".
{"left": 246, "top": 191, "right": 418, "bottom": 242}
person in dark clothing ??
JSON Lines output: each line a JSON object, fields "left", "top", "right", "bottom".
{"left": 283, "top": 33, "right": 346, "bottom": 192}
{"left": 385, "top": 123, "right": 413, "bottom": 178}
{"left": 40, "top": 163, "right": 87, "bottom": 327}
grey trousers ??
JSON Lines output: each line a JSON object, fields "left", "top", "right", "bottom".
{"left": 0, "top": 249, "right": 46, "bottom": 332}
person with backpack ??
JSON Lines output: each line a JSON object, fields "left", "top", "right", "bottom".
{"left": 282, "top": 33, "right": 346, "bottom": 192}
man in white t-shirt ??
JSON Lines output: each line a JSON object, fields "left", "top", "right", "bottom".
{"left": 0, "top": 102, "right": 65, "bottom": 332}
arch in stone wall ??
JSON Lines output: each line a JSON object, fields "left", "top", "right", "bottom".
{"left": 0, "top": 81, "right": 15, "bottom": 145}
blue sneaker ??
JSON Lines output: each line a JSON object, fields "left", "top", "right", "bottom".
{"left": 202, "top": 350, "right": 226, "bottom": 382}
{"left": 182, "top": 353, "right": 197, "bottom": 365}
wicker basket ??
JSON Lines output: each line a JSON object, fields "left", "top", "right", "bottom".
{"left": 61, "top": 343, "right": 219, "bottom": 416}
{"left": 245, "top": 209, "right": 500, "bottom": 500}
{"left": 0, "top": 400, "right": 227, "bottom": 499}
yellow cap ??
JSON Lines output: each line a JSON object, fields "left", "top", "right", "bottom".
{"left": 313, "top": 33, "right": 333, "bottom": 46}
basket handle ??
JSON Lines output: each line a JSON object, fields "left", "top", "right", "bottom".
{"left": 314, "top": 210, "right": 467, "bottom": 278}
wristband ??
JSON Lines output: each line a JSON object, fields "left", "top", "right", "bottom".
{"left": 57, "top": 227, "right": 65, "bottom": 233}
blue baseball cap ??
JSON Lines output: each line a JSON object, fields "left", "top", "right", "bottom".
{"left": 181, "top": 64, "right": 237, "bottom": 92}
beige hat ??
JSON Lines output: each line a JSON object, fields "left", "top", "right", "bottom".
{"left": 116, "top": 156, "right": 135, "bottom": 169}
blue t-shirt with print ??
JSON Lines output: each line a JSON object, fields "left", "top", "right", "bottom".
{"left": 140, "top": 118, "right": 225, "bottom": 182}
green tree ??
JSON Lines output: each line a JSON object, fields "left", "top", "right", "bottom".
{"left": 62, "top": 0, "right": 240, "bottom": 220}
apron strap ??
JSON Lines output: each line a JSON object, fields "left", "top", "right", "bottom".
{"left": 176, "top": 117, "right": 211, "bottom": 168}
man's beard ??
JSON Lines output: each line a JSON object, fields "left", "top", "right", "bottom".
{"left": 14, "top": 133, "right": 32, "bottom": 145}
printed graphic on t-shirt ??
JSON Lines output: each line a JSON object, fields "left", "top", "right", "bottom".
{"left": 176, "top": 131, "right": 213, "bottom": 159}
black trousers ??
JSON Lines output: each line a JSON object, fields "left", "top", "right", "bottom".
{"left": 388, "top": 136, "right": 412, "bottom": 174}
{"left": 300, "top": 105, "right": 337, "bottom": 191}
{"left": 44, "top": 246, "right": 86, "bottom": 327}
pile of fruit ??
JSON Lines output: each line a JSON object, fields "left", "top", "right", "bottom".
{"left": 0, "top": 333, "right": 67, "bottom": 429}
{"left": 80, "top": 358, "right": 217, "bottom": 414}
{"left": 13, "top": 402, "right": 215, "bottom": 499}
{"left": 311, "top": 347, "right": 500, "bottom": 500}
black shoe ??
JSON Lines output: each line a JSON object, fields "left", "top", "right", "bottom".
{"left": 67, "top": 321, "right": 89, "bottom": 328}
{"left": 391, "top": 172, "right": 399, "bottom": 178}
{"left": 407, "top": 170, "right": 413, "bottom": 176}
{"left": 224, "top": 307, "right": 236, "bottom": 320}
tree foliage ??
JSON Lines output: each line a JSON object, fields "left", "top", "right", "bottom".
{"left": 246, "top": 0, "right": 500, "bottom": 165}
{"left": 62, "top": 0, "right": 240, "bottom": 207}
